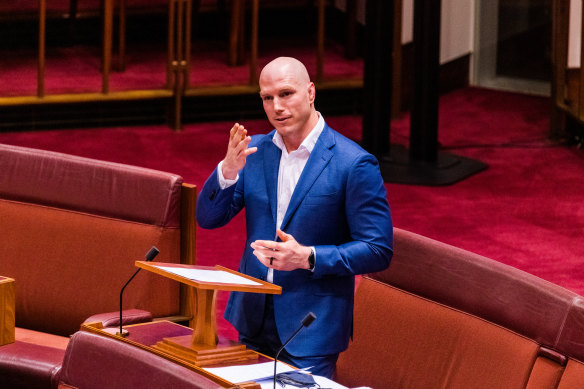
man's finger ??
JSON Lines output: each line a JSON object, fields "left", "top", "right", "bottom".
{"left": 236, "top": 135, "right": 251, "bottom": 149}
{"left": 251, "top": 240, "right": 278, "bottom": 251}
{"left": 229, "top": 123, "right": 247, "bottom": 144}
{"left": 244, "top": 147, "right": 258, "bottom": 157}
{"left": 229, "top": 123, "right": 238, "bottom": 140}
{"left": 276, "top": 228, "right": 293, "bottom": 242}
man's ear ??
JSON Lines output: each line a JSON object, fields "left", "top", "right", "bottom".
{"left": 308, "top": 82, "right": 316, "bottom": 104}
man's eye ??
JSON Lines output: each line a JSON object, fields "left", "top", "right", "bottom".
{"left": 263, "top": 96, "right": 273, "bottom": 101}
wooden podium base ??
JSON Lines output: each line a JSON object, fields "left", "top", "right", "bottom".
{"left": 133, "top": 262, "right": 281, "bottom": 368}
{"left": 153, "top": 335, "right": 259, "bottom": 367}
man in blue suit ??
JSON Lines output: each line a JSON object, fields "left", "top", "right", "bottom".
{"left": 196, "top": 57, "right": 393, "bottom": 378}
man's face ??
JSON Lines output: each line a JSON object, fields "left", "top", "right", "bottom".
{"left": 259, "top": 68, "right": 315, "bottom": 142}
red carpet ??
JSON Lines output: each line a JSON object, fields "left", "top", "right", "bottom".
{"left": 0, "top": 39, "right": 361, "bottom": 96}
{"left": 1, "top": 87, "right": 583, "bottom": 340}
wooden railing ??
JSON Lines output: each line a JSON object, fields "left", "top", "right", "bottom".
{"left": 0, "top": 1, "right": 403, "bottom": 129}
{"left": 552, "top": 0, "right": 584, "bottom": 136}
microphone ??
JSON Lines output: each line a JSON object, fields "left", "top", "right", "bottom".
{"left": 273, "top": 312, "right": 316, "bottom": 389}
{"left": 116, "top": 246, "right": 159, "bottom": 337}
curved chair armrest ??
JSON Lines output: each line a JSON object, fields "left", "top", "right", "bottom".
{"left": 84, "top": 309, "right": 152, "bottom": 328}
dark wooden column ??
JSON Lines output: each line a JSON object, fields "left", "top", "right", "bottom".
{"left": 361, "top": 0, "right": 487, "bottom": 185}
{"left": 361, "top": 0, "right": 393, "bottom": 157}
{"left": 410, "top": 0, "right": 441, "bottom": 162}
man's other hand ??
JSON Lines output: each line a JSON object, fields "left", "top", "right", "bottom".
{"left": 251, "top": 229, "right": 312, "bottom": 271}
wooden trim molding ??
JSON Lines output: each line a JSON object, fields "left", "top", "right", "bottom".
{"left": 0, "top": 277, "right": 15, "bottom": 346}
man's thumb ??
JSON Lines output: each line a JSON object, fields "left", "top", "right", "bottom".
{"left": 276, "top": 228, "right": 293, "bottom": 242}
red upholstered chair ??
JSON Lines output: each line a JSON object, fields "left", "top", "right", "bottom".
{"left": 57, "top": 330, "right": 219, "bottom": 389}
{"left": 335, "top": 228, "right": 584, "bottom": 388}
{"left": 0, "top": 143, "right": 197, "bottom": 388}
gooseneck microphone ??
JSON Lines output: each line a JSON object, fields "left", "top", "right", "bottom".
{"left": 116, "top": 246, "right": 159, "bottom": 337}
{"left": 273, "top": 312, "right": 316, "bottom": 389}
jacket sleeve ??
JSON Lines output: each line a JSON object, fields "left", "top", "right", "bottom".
{"left": 196, "top": 166, "right": 245, "bottom": 229}
{"left": 312, "top": 153, "right": 393, "bottom": 277}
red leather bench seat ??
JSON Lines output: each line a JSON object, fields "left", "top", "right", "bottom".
{"left": 0, "top": 143, "right": 184, "bottom": 337}
{"left": 336, "top": 228, "right": 584, "bottom": 388}
{"left": 0, "top": 143, "right": 190, "bottom": 388}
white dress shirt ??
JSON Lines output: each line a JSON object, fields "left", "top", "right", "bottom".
{"left": 217, "top": 113, "right": 325, "bottom": 283}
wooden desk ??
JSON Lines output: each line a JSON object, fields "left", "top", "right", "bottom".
{"left": 0, "top": 276, "right": 15, "bottom": 346}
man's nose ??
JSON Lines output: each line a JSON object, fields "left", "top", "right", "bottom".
{"left": 273, "top": 97, "right": 283, "bottom": 112}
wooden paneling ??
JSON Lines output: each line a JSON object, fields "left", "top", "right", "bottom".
{"left": 0, "top": 277, "right": 15, "bottom": 346}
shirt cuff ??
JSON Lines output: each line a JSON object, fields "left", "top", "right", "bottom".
{"left": 217, "top": 160, "right": 239, "bottom": 189}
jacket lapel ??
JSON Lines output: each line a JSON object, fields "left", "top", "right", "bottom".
{"left": 280, "top": 125, "right": 335, "bottom": 231}
{"left": 262, "top": 132, "right": 281, "bottom": 228}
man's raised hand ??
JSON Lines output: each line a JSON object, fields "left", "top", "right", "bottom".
{"left": 221, "top": 123, "right": 258, "bottom": 180}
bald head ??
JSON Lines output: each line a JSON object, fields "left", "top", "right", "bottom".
{"left": 259, "top": 57, "right": 311, "bottom": 88}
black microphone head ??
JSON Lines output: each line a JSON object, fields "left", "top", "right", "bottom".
{"left": 145, "top": 246, "right": 160, "bottom": 262}
{"left": 301, "top": 312, "right": 316, "bottom": 327}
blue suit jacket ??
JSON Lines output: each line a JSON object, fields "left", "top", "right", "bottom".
{"left": 196, "top": 124, "right": 393, "bottom": 356}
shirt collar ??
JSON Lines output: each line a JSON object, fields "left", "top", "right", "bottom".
{"left": 272, "top": 112, "right": 325, "bottom": 154}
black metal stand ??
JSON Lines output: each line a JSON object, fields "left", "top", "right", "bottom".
{"left": 362, "top": 0, "right": 487, "bottom": 186}
{"left": 377, "top": 144, "right": 488, "bottom": 186}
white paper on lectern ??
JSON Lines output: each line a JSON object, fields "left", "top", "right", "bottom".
{"left": 155, "top": 266, "right": 261, "bottom": 286}
{"left": 203, "top": 361, "right": 295, "bottom": 383}
{"left": 204, "top": 362, "right": 349, "bottom": 388}
{"left": 256, "top": 374, "right": 350, "bottom": 389}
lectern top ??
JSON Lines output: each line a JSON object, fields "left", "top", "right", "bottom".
{"left": 135, "top": 261, "right": 282, "bottom": 295}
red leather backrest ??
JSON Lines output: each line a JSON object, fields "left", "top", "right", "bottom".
{"left": 370, "top": 228, "right": 584, "bottom": 363}
{"left": 0, "top": 143, "right": 182, "bottom": 227}
{"left": 336, "top": 276, "right": 540, "bottom": 388}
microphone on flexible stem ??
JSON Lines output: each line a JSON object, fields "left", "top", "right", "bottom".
{"left": 116, "top": 246, "right": 159, "bottom": 337}
{"left": 273, "top": 312, "right": 316, "bottom": 389}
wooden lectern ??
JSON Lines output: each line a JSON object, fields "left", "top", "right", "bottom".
{"left": 0, "top": 276, "right": 15, "bottom": 346}
{"left": 135, "top": 261, "right": 281, "bottom": 367}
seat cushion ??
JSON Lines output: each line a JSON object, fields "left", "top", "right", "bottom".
{"left": 557, "top": 359, "right": 584, "bottom": 388}
{"left": 15, "top": 327, "right": 70, "bottom": 350}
